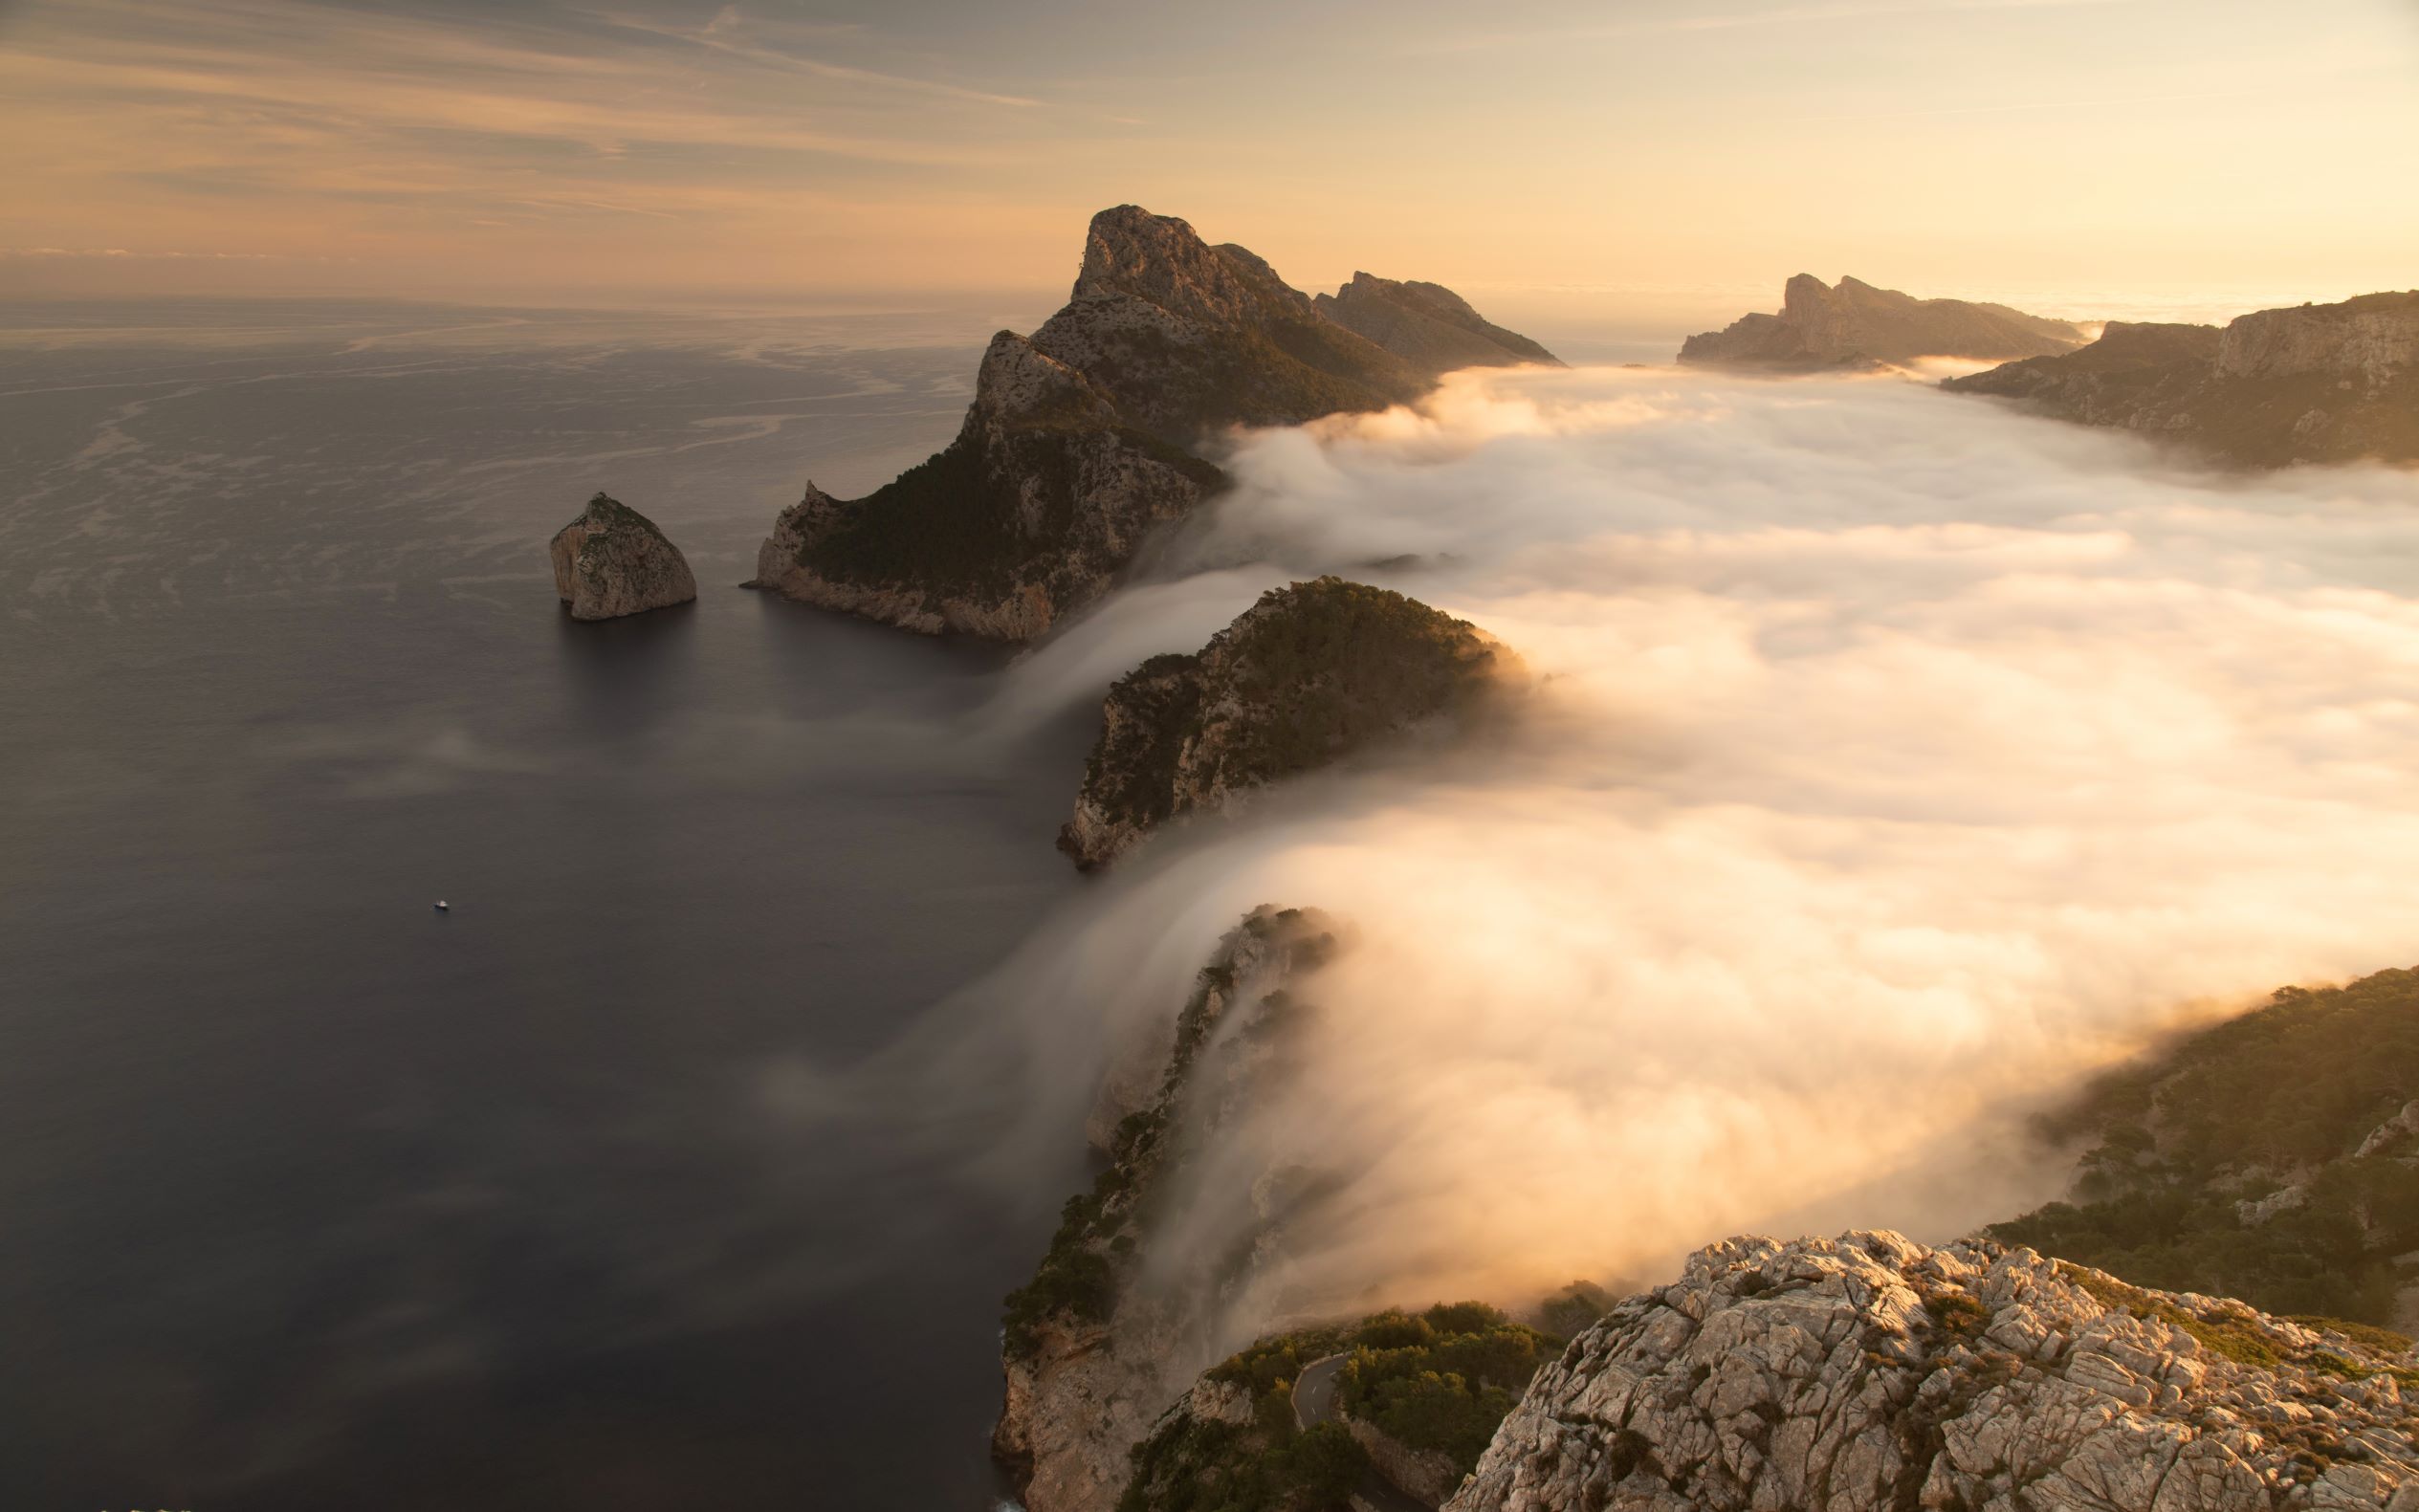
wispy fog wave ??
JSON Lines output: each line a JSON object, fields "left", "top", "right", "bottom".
{"left": 954, "top": 364, "right": 2419, "bottom": 1338}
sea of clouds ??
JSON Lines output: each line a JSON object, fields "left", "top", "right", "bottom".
{"left": 933, "top": 363, "right": 2419, "bottom": 1338}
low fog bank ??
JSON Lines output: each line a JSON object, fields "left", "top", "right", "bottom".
{"left": 944, "top": 364, "right": 2419, "bottom": 1334}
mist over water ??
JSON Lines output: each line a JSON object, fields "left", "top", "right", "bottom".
{"left": 961, "top": 364, "right": 2419, "bottom": 1337}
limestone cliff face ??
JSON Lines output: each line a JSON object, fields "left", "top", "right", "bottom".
{"left": 1681, "top": 274, "right": 2090, "bottom": 369}
{"left": 748, "top": 207, "right": 1554, "bottom": 641}
{"left": 1059, "top": 577, "right": 1520, "bottom": 869}
{"left": 1449, "top": 1230, "right": 2419, "bottom": 1512}
{"left": 548, "top": 493, "right": 696, "bottom": 621}
{"left": 744, "top": 331, "right": 1219, "bottom": 637}
{"left": 995, "top": 908, "right": 1344, "bottom": 1512}
{"left": 1947, "top": 293, "right": 2419, "bottom": 467}
{"left": 1313, "top": 273, "right": 1563, "bottom": 378}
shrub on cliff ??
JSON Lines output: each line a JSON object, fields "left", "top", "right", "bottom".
{"left": 1332, "top": 1304, "right": 1556, "bottom": 1475}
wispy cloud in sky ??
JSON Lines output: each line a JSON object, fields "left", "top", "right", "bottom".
{"left": 1, "top": 0, "right": 2411, "bottom": 302}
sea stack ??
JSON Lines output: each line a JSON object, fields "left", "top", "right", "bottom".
{"left": 549, "top": 493, "right": 697, "bottom": 621}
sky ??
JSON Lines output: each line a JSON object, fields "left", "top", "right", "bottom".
{"left": 3, "top": 0, "right": 2416, "bottom": 310}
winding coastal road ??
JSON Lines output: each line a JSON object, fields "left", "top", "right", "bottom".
{"left": 1291, "top": 1354, "right": 1436, "bottom": 1512}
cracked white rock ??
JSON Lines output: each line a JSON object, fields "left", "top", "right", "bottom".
{"left": 1448, "top": 1232, "right": 2419, "bottom": 1512}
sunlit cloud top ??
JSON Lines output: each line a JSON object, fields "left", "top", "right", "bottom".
{"left": 4, "top": 0, "right": 2415, "bottom": 304}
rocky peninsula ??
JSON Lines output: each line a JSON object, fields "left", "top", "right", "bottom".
{"left": 1946, "top": 292, "right": 2419, "bottom": 467}
{"left": 1058, "top": 578, "right": 1520, "bottom": 869}
{"left": 548, "top": 492, "right": 696, "bottom": 620}
{"left": 1681, "top": 274, "right": 2090, "bottom": 370}
{"left": 746, "top": 208, "right": 1556, "bottom": 640}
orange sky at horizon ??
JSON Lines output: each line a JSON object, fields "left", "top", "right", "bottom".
{"left": 5, "top": 0, "right": 2416, "bottom": 316}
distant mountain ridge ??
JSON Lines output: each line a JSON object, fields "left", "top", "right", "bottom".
{"left": 746, "top": 207, "right": 1558, "bottom": 640}
{"left": 1946, "top": 291, "right": 2419, "bottom": 466}
{"left": 1681, "top": 274, "right": 2091, "bottom": 369}
{"left": 1313, "top": 273, "right": 1562, "bottom": 378}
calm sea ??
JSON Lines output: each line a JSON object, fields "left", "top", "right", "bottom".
{"left": 0, "top": 297, "right": 1099, "bottom": 1510}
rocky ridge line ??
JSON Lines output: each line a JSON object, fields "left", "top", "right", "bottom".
{"left": 747, "top": 207, "right": 1557, "bottom": 641}
{"left": 1681, "top": 274, "right": 2089, "bottom": 369}
{"left": 1059, "top": 577, "right": 1520, "bottom": 869}
{"left": 1945, "top": 292, "right": 2419, "bottom": 467}
{"left": 995, "top": 907, "right": 1344, "bottom": 1512}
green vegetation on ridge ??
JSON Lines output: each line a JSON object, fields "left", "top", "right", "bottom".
{"left": 1993, "top": 966, "right": 2419, "bottom": 1324}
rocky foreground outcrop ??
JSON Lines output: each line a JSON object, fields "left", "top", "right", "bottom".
{"left": 996, "top": 907, "right": 1344, "bottom": 1512}
{"left": 1449, "top": 1230, "right": 2419, "bottom": 1512}
{"left": 1946, "top": 292, "right": 2419, "bottom": 467}
{"left": 548, "top": 493, "right": 696, "bottom": 620}
{"left": 1059, "top": 578, "right": 1520, "bottom": 869}
{"left": 746, "top": 207, "right": 1556, "bottom": 640}
{"left": 1314, "top": 273, "right": 1563, "bottom": 378}
{"left": 1681, "top": 274, "right": 2090, "bottom": 370}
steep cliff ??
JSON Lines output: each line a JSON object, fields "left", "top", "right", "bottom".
{"left": 1946, "top": 292, "right": 2419, "bottom": 467}
{"left": 548, "top": 492, "right": 696, "bottom": 621}
{"left": 995, "top": 907, "right": 1344, "bottom": 1512}
{"left": 1992, "top": 964, "right": 2419, "bottom": 1328}
{"left": 1449, "top": 1230, "right": 2419, "bottom": 1512}
{"left": 1312, "top": 274, "right": 1563, "bottom": 378}
{"left": 747, "top": 207, "right": 1554, "bottom": 640}
{"left": 1680, "top": 274, "right": 2089, "bottom": 369}
{"left": 1059, "top": 578, "right": 1520, "bottom": 869}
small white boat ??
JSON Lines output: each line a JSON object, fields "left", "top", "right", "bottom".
{"left": 434, "top": 900, "right": 450, "bottom": 912}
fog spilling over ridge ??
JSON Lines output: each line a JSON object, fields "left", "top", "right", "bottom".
{"left": 950, "top": 363, "right": 2419, "bottom": 1346}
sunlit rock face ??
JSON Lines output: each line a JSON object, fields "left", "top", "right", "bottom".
{"left": 993, "top": 907, "right": 1342, "bottom": 1512}
{"left": 547, "top": 492, "right": 696, "bottom": 620}
{"left": 1313, "top": 272, "right": 1563, "bottom": 378}
{"left": 1450, "top": 1231, "right": 2419, "bottom": 1512}
{"left": 1057, "top": 577, "right": 1520, "bottom": 870}
{"left": 745, "top": 206, "right": 1555, "bottom": 641}
{"left": 1681, "top": 274, "right": 2090, "bottom": 369}
{"left": 1948, "top": 292, "right": 2419, "bottom": 467}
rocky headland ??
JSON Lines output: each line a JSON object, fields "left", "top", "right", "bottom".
{"left": 746, "top": 207, "right": 1556, "bottom": 640}
{"left": 1680, "top": 274, "right": 2090, "bottom": 370}
{"left": 995, "top": 906, "right": 1344, "bottom": 1512}
{"left": 1945, "top": 292, "right": 2419, "bottom": 466}
{"left": 1058, "top": 577, "right": 1521, "bottom": 869}
{"left": 1450, "top": 1230, "right": 2419, "bottom": 1512}
{"left": 548, "top": 492, "right": 697, "bottom": 620}
{"left": 1312, "top": 273, "right": 1564, "bottom": 379}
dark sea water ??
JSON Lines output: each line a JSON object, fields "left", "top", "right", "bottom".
{"left": 0, "top": 299, "right": 1095, "bottom": 1510}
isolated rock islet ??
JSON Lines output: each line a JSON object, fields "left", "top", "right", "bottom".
{"left": 548, "top": 492, "right": 696, "bottom": 620}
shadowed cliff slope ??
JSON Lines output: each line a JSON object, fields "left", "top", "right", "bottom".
{"left": 1946, "top": 292, "right": 2419, "bottom": 467}
{"left": 1059, "top": 578, "right": 1520, "bottom": 869}
{"left": 748, "top": 208, "right": 1555, "bottom": 640}
{"left": 1681, "top": 274, "right": 2089, "bottom": 369}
